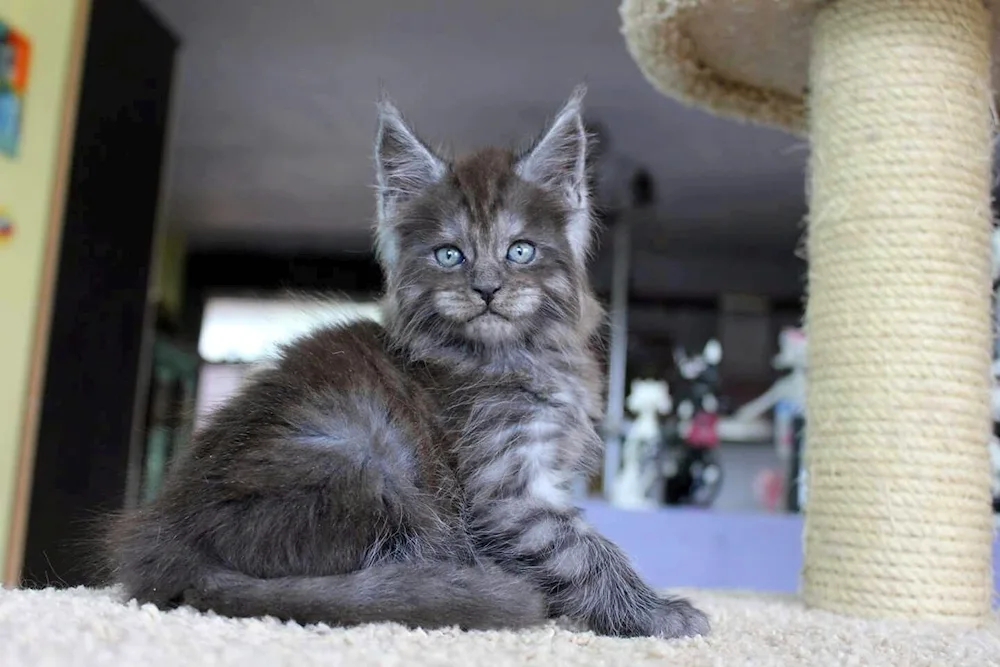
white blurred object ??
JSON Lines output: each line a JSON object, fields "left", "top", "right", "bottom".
{"left": 198, "top": 296, "right": 383, "bottom": 364}
{"left": 717, "top": 417, "right": 773, "bottom": 442}
{"left": 703, "top": 339, "right": 723, "bottom": 366}
{"left": 732, "top": 327, "right": 806, "bottom": 459}
{"left": 676, "top": 338, "right": 723, "bottom": 380}
{"left": 610, "top": 379, "right": 671, "bottom": 510}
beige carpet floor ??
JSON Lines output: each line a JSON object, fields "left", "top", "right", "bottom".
{"left": 2, "top": 585, "right": 999, "bottom": 667}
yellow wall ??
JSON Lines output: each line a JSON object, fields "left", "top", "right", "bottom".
{"left": 0, "top": 0, "right": 89, "bottom": 583}
{"left": 152, "top": 231, "right": 188, "bottom": 323}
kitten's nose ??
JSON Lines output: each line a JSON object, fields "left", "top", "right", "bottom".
{"left": 472, "top": 283, "right": 501, "bottom": 304}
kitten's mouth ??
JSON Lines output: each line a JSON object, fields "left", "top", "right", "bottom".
{"left": 469, "top": 308, "right": 509, "bottom": 322}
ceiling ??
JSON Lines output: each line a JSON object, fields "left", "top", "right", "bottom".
{"left": 145, "top": 0, "right": 809, "bottom": 258}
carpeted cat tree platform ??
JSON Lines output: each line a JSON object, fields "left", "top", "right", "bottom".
{"left": 3, "top": 0, "right": 1000, "bottom": 665}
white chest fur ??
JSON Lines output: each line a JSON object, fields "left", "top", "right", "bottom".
{"left": 517, "top": 424, "right": 572, "bottom": 510}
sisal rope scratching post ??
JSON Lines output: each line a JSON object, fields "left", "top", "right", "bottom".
{"left": 804, "top": 0, "right": 995, "bottom": 623}
{"left": 621, "top": 0, "right": 997, "bottom": 624}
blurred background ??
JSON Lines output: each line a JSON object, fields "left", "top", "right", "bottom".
{"left": 7, "top": 0, "right": 982, "bottom": 595}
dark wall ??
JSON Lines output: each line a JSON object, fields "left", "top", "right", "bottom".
{"left": 186, "top": 250, "right": 384, "bottom": 296}
{"left": 21, "top": 0, "right": 177, "bottom": 587}
{"left": 177, "top": 250, "right": 385, "bottom": 342}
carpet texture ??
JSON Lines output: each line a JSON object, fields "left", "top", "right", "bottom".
{"left": 2, "top": 586, "right": 999, "bottom": 666}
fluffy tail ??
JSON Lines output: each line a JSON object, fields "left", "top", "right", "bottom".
{"left": 182, "top": 562, "right": 548, "bottom": 631}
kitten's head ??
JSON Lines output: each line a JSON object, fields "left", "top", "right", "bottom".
{"left": 374, "top": 86, "right": 597, "bottom": 349}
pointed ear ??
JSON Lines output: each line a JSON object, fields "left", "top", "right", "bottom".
{"left": 374, "top": 95, "right": 446, "bottom": 262}
{"left": 516, "top": 85, "right": 592, "bottom": 260}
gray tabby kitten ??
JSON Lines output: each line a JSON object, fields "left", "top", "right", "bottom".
{"left": 105, "top": 87, "right": 709, "bottom": 639}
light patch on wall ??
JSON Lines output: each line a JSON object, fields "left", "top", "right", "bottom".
{"left": 198, "top": 296, "right": 383, "bottom": 364}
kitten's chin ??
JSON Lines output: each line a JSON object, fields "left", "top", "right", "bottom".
{"left": 463, "top": 313, "right": 520, "bottom": 346}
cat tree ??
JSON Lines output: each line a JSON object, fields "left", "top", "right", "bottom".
{"left": 621, "top": 0, "right": 996, "bottom": 624}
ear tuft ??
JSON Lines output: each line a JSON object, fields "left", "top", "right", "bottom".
{"left": 516, "top": 85, "right": 593, "bottom": 260}
{"left": 374, "top": 95, "right": 447, "bottom": 265}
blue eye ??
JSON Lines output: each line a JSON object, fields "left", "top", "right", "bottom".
{"left": 506, "top": 241, "right": 536, "bottom": 264}
{"left": 434, "top": 245, "right": 465, "bottom": 268}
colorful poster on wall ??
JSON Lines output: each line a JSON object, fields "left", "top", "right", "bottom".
{"left": 0, "top": 205, "right": 12, "bottom": 245}
{"left": 0, "top": 18, "right": 31, "bottom": 158}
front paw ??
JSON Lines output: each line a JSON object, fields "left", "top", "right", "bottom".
{"left": 595, "top": 595, "right": 710, "bottom": 639}
{"left": 647, "top": 596, "right": 710, "bottom": 639}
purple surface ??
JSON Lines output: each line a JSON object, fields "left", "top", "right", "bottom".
{"left": 580, "top": 500, "right": 1000, "bottom": 596}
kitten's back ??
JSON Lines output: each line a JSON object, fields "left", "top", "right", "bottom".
{"left": 105, "top": 320, "right": 546, "bottom": 630}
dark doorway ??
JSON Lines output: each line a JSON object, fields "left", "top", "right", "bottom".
{"left": 20, "top": 0, "right": 178, "bottom": 588}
